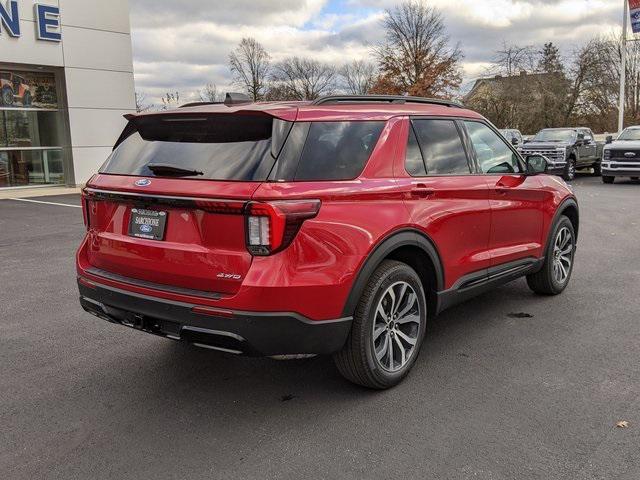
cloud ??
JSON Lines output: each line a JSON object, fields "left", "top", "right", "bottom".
{"left": 129, "top": 0, "right": 624, "bottom": 104}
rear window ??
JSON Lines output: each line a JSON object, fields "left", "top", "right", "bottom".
{"left": 100, "top": 114, "right": 284, "bottom": 181}
{"left": 101, "top": 115, "right": 384, "bottom": 182}
{"left": 412, "top": 119, "right": 470, "bottom": 175}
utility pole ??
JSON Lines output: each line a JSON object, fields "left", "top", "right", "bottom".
{"left": 619, "top": 0, "right": 629, "bottom": 133}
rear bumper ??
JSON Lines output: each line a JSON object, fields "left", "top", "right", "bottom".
{"left": 78, "top": 277, "right": 352, "bottom": 356}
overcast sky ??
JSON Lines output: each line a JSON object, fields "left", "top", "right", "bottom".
{"left": 128, "top": 0, "right": 625, "bottom": 104}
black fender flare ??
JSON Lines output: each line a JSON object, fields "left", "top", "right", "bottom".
{"left": 544, "top": 197, "right": 579, "bottom": 253}
{"left": 341, "top": 229, "right": 444, "bottom": 317}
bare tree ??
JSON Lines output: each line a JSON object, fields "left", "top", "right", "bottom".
{"left": 370, "top": 1, "right": 462, "bottom": 97}
{"left": 198, "top": 83, "right": 222, "bottom": 102}
{"left": 135, "top": 91, "right": 152, "bottom": 112}
{"left": 271, "top": 57, "right": 336, "bottom": 100}
{"left": 339, "top": 61, "right": 377, "bottom": 95}
{"left": 160, "top": 92, "right": 180, "bottom": 110}
{"left": 488, "top": 42, "right": 537, "bottom": 76}
{"left": 229, "top": 38, "right": 271, "bottom": 101}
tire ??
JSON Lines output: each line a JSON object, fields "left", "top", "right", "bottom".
{"left": 593, "top": 163, "right": 601, "bottom": 176}
{"left": 527, "top": 216, "right": 576, "bottom": 295}
{"left": 632, "top": 177, "right": 639, "bottom": 181}
{"left": 602, "top": 176, "right": 614, "bottom": 184}
{"left": 562, "top": 157, "right": 576, "bottom": 181}
{"left": 333, "top": 260, "right": 427, "bottom": 389}
{"left": 1, "top": 87, "right": 13, "bottom": 106}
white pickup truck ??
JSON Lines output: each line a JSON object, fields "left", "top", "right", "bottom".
{"left": 601, "top": 127, "right": 640, "bottom": 184}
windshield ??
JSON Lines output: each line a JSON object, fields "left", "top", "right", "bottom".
{"left": 617, "top": 128, "right": 640, "bottom": 141}
{"left": 533, "top": 129, "right": 576, "bottom": 142}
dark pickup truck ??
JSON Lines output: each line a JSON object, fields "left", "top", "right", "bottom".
{"left": 519, "top": 127, "right": 603, "bottom": 181}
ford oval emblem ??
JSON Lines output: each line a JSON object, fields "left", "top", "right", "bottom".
{"left": 135, "top": 179, "right": 151, "bottom": 187}
{"left": 139, "top": 225, "right": 153, "bottom": 233}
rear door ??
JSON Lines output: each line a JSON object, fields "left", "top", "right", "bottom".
{"left": 83, "top": 112, "right": 290, "bottom": 295}
{"left": 463, "top": 120, "right": 546, "bottom": 268}
{"left": 399, "top": 118, "right": 492, "bottom": 288}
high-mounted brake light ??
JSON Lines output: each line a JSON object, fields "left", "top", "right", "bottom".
{"left": 245, "top": 200, "right": 321, "bottom": 256}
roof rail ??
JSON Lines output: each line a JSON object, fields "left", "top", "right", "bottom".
{"left": 312, "top": 95, "right": 463, "bottom": 108}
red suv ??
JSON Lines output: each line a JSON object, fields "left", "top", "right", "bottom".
{"left": 77, "top": 95, "right": 579, "bottom": 389}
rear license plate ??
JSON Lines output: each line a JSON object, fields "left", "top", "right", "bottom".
{"left": 128, "top": 208, "right": 167, "bottom": 241}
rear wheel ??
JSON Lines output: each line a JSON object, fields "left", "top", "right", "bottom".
{"left": 563, "top": 157, "right": 576, "bottom": 181}
{"left": 527, "top": 216, "right": 576, "bottom": 295}
{"left": 602, "top": 176, "right": 614, "bottom": 184}
{"left": 334, "top": 260, "right": 427, "bottom": 389}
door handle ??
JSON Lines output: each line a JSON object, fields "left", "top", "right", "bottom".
{"left": 411, "top": 184, "right": 435, "bottom": 198}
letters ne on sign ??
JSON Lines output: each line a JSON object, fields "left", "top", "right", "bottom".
{"left": 0, "top": 0, "right": 61, "bottom": 42}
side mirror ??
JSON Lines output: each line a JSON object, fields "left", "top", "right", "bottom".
{"left": 526, "top": 155, "right": 548, "bottom": 175}
{"left": 523, "top": 138, "right": 530, "bottom": 144}
{"left": 577, "top": 133, "right": 585, "bottom": 140}
{"left": 511, "top": 137, "right": 519, "bottom": 146}
{"left": 606, "top": 135, "right": 613, "bottom": 144}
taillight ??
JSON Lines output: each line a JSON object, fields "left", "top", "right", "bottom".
{"left": 245, "top": 200, "right": 321, "bottom": 256}
{"left": 81, "top": 189, "right": 91, "bottom": 230}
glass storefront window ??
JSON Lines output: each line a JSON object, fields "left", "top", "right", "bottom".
{"left": 2, "top": 111, "right": 64, "bottom": 148}
{"left": 0, "top": 149, "right": 64, "bottom": 187}
{"left": 0, "top": 68, "right": 66, "bottom": 188}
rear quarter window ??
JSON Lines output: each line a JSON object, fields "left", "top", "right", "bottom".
{"left": 271, "top": 121, "right": 385, "bottom": 181}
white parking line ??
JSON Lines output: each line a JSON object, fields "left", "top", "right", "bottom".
{"left": 8, "top": 198, "right": 82, "bottom": 209}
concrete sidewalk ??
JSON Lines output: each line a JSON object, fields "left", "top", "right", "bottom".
{"left": 0, "top": 186, "right": 81, "bottom": 200}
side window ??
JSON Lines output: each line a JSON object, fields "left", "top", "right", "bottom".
{"left": 465, "top": 121, "right": 522, "bottom": 174}
{"left": 405, "top": 125, "right": 427, "bottom": 176}
{"left": 412, "top": 119, "right": 470, "bottom": 175}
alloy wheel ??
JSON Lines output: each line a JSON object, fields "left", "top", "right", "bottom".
{"left": 372, "top": 281, "right": 422, "bottom": 372}
{"left": 552, "top": 226, "right": 573, "bottom": 284}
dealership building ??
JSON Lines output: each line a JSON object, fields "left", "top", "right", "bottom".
{"left": 0, "top": 0, "right": 135, "bottom": 189}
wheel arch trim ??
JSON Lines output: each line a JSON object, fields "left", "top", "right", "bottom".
{"left": 341, "top": 229, "right": 444, "bottom": 318}
{"left": 547, "top": 197, "right": 579, "bottom": 251}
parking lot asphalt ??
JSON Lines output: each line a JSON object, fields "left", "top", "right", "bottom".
{"left": 1, "top": 177, "right": 639, "bottom": 480}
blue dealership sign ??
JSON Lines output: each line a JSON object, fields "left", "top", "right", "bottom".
{"left": 0, "top": 1, "right": 61, "bottom": 41}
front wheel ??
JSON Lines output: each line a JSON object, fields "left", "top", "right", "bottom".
{"left": 334, "top": 260, "right": 427, "bottom": 389}
{"left": 527, "top": 216, "right": 576, "bottom": 295}
{"left": 593, "top": 163, "right": 601, "bottom": 176}
{"left": 562, "top": 158, "right": 576, "bottom": 181}
{"left": 602, "top": 176, "right": 614, "bottom": 184}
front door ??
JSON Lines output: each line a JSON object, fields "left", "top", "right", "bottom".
{"left": 463, "top": 121, "right": 546, "bottom": 268}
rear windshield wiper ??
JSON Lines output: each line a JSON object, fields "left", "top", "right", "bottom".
{"left": 147, "top": 163, "right": 204, "bottom": 177}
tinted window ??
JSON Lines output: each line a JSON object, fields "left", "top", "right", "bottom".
{"left": 289, "top": 121, "right": 384, "bottom": 181}
{"left": 466, "top": 121, "right": 522, "bottom": 174}
{"left": 405, "top": 126, "right": 427, "bottom": 176}
{"left": 101, "top": 114, "right": 279, "bottom": 181}
{"left": 412, "top": 119, "right": 470, "bottom": 175}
